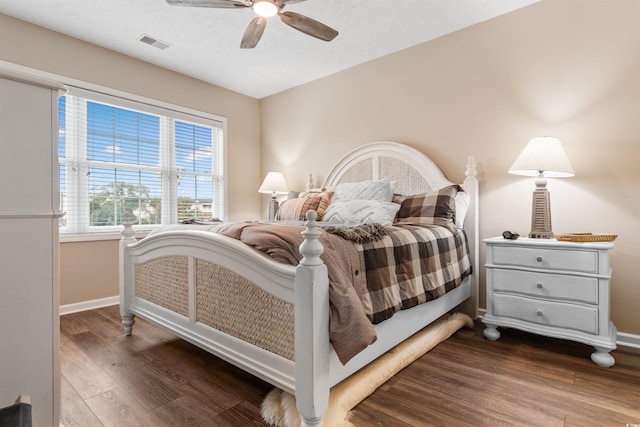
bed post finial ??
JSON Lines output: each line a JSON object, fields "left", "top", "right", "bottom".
{"left": 121, "top": 209, "right": 136, "bottom": 242}
{"left": 299, "top": 210, "right": 324, "bottom": 266}
{"left": 466, "top": 156, "right": 477, "bottom": 180}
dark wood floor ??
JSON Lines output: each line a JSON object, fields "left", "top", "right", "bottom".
{"left": 60, "top": 305, "right": 640, "bottom": 427}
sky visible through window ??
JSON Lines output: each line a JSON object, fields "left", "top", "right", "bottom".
{"left": 59, "top": 97, "right": 214, "bottom": 199}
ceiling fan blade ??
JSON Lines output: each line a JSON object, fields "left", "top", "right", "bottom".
{"left": 276, "top": 0, "right": 306, "bottom": 7}
{"left": 165, "top": 0, "right": 247, "bottom": 8}
{"left": 279, "top": 11, "right": 338, "bottom": 42}
{"left": 241, "top": 16, "right": 267, "bottom": 49}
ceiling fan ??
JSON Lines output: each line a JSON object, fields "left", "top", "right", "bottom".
{"left": 165, "top": 0, "right": 339, "bottom": 49}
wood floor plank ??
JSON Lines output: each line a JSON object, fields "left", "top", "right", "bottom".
{"left": 84, "top": 387, "right": 170, "bottom": 427}
{"left": 135, "top": 341, "right": 246, "bottom": 414}
{"left": 396, "top": 352, "right": 566, "bottom": 426}
{"left": 208, "top": 400, "right": 269, "bottom": 427}
{"left": 415, "top": 343, "right": 595, "bottom": 425}
{"left": 348, "top": 402, "right": 414, "bottom": 427}
{"left": 159, "top": 338, "right": 273, "bottom": 408}
{"left": 101, "top": 352, "right": 183, "bottom": 411}
{"left": 60, "top": 311, "right": 97, "bottom": 337}
{"left": 60, "top": 376, "right": 104, "bottom": 427}
{"left": 368, "top": 378, "right": 541, "bottom": 427}
{"left": 562, "top": 404, "right": 639, "bottom": 427}
{"left": 67, "top": 330, "right": 130, "bottom": 369}
{"left": 66, "top": 330, "right": 184, "bottom": 412}
{"left": 437, "top": 330, "right": 579, "bottom": 385}
{"left": 151, "top": 395, "right": 229, "bottom": 427}
{"left": 60, "top": 333, "right": 120, "bottom": 400}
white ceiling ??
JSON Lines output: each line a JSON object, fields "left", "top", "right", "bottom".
{"left": 0, "top": 0, "right": 538, "bottom": 99}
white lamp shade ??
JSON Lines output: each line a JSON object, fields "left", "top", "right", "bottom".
{"left": 258, "top": 171, "right": 289, "bottom": 194}
{"left": 509, "top": 137, "right": 575, "bottom": 178}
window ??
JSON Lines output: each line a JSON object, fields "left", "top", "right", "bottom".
{"left": 59, "top": 88, "right": 225, "bottom": 235}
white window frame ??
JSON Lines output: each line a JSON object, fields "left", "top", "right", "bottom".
{"left": 59, "top": 86, "right": 226, "bottom": 240}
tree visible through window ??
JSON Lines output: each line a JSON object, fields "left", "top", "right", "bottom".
{"left": 58, "top": 90, "right": 225, "bottom": 235}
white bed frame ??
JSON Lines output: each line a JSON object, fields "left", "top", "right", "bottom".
{"left": 119, "top": 141, "right": 479, "bottom": 426}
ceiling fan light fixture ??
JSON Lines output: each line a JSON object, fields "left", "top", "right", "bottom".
{"left": 253, "top": 0, "right": 277, "bottom": 17}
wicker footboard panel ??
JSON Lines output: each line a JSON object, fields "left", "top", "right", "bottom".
{"left": 135, "top": 256, "right": 189, "bottom": 317}
{"left": 135, "top": 256, "right": 295, "bottom": 361}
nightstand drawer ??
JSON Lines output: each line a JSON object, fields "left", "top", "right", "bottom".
{"left": 492, "top": 269, "right": 598, "bottom": 304}
{"left": 492, "top": 246, "right": 598, "bottom": 273}
{"left": 493, "top": 294, "right": 598, "bottom": 334}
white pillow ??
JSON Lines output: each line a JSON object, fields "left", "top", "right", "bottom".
{"left": 331, "top": 180, "right": 394, "bottom": 203}
{"left": 323, "top": 200, "right": 400, "bottom": 226}
{"left": 455, "top": 191, "right": 470, "bottom": 228}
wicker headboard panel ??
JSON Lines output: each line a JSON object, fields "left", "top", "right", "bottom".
{"left": 322, "top": 141, "right": 454, "bottom": 196}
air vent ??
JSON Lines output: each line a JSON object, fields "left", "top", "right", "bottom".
{"left": 138, "top": 34, "right": 170, "bottom": 50}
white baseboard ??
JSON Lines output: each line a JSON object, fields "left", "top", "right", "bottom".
{"left": 616, "top": 332, "right": 640, "bottom": 349}
{"left": 59, "top": 296, "right": 118, "bottom": 315}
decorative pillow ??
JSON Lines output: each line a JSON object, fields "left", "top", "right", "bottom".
{"left": 394, "top": 185, "right": 463, "bottom": 230}
{"left": 331, "top": 180, "right": 394, "bottom": 203}
{"left": 275, "top": 191, "right": 332, "bottom": 221}
{"left": 454, "top": 190, "right": 470, "bottom": 228}
{"left": 392, "top": 193, "right": 407, "bottom": 205}
{"left": 323, "top": 200, "right": 400, "bottom": 226}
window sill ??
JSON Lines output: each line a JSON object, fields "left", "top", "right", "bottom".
{"left": 59, "top": 230, "right": 150, "bottom": 243}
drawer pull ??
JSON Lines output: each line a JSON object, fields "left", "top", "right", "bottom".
{"left": 536, "top": 283, "right": 543, "bottom": 289}
{"left": 536, "top": 310, "right": 543, "bottom": 317}
{"left": 536, "top": 256, "right": 543, "bottom": 262}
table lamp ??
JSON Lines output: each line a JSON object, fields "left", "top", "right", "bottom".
{"left": 258, "top": 171, "right": 289, "bottom": 220}
{"left": 509, "top": 137, "right": 574, "bottom": 238}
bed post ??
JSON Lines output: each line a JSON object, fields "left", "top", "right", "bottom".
{"left": 461, "top": 156, "right": 480, "bottom": 319}
{"left": 119, "top": 210, "right": 136, "bottom": 335}
{"left": 294, "top": 211, "right": 330, "bottom": 427}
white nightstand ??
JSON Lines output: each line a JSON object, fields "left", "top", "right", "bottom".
{"left": 482, "top": 237, "right": 617, "bottom": 367}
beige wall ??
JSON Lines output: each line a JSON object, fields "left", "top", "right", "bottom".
{"left": 260, "top": 0, "right": 640, "bottom": 335}
{"left": 1, "top": 13, "right": 262, "bottom": 305}
{"left": 59, "top": 241, "right": 119, "bottom": 305}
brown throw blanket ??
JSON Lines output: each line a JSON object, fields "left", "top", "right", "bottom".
{"left": 322, "top": 223, "right": 388, "bottom": 243}
{"left": 215, "top": 222, "right": 377, "bottom": 364}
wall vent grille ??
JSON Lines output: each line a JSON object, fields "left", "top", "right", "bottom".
{"left": 138, "top": 34, "right": 170, "bottom": 50}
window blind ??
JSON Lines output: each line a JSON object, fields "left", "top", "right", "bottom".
{"left": 58, "top": 88, "right": 225, "bottom": 235}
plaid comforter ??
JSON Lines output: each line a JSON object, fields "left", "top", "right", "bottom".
{"left": 162, "top": 221, "right": 471, "bottom": 363}
{"left": 358, "top": 224, "right": 472, "bottom": 324}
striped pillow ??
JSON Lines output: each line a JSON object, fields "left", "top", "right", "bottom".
{"left": 275, "top": 191, "right": 332, "bottom": 221}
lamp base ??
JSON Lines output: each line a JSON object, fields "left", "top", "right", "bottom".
{"left": 529, "top": 176, "right": 553, "bottom": 239}
{"left": 268, "top": 197, "right": 279, "bottom": 221}
{"left": 529, "top": 231, "right": 554, "bottom": 239}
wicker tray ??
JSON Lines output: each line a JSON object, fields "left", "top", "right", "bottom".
{"left": 555, "top": 233, "right": 618, "bottom": 242}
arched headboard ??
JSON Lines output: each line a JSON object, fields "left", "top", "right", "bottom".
{"left": 323, "top": 141, "right": 479, "bottom": 318}
{"left": 323, "top": 141, "right": 454, "bottom": 195}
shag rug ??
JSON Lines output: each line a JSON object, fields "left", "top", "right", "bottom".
{"left": 261, "top": 312, "right": 473, "bottom": 427}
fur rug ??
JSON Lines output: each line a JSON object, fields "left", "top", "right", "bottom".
{"left": 261, "top": 312, "right": 473, "bottom": 427}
